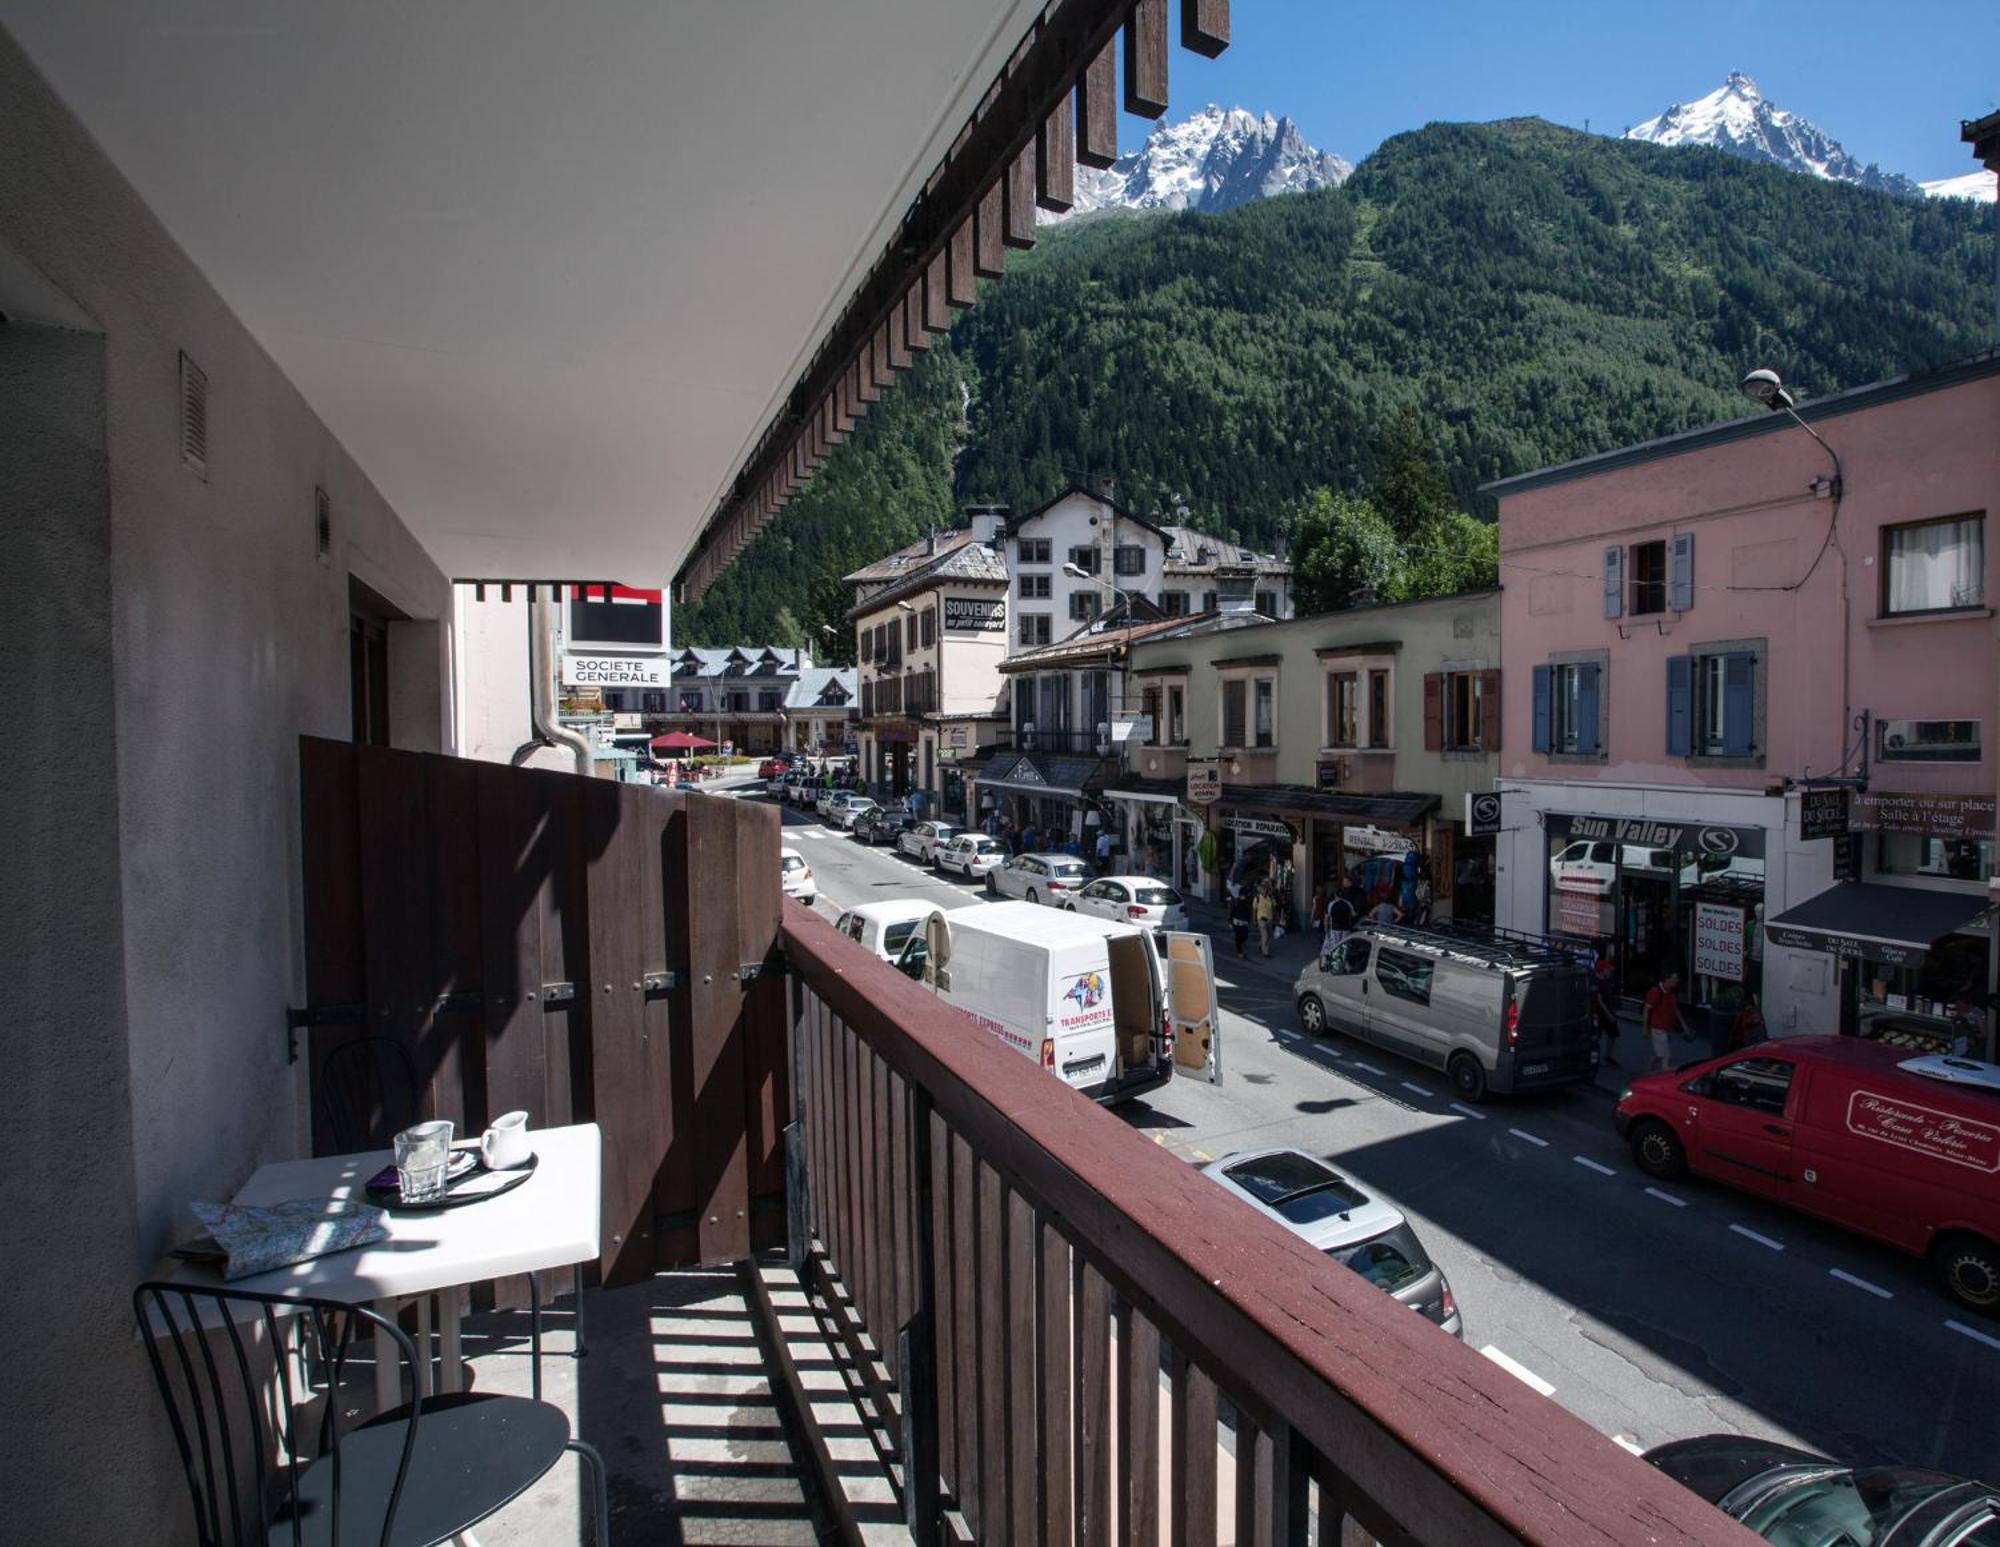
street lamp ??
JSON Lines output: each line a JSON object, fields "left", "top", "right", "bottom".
{"left": 1062, "top": 562, "right": 1130, "bottom": 621}
{"left": 1739, "top": 367, "right": 1842, "bottom": 499}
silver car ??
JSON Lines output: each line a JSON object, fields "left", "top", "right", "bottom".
{"left": 985, "top": 851, "right": 1091, "bottom": 905}
{"left": 1202, "top": 1147, "right": 1462, "bottom": 1338}
{"left": 1069, "top": 875, "right": 1188, "bottom": 930}
{"left": 936, "top": 833, "right": 1005, "bottom": 879}
{"left": 897, "top": 820, "right": 963, "bottom": 865}
{"left": 823, "top": 793, "right": 877, "bottom": 830}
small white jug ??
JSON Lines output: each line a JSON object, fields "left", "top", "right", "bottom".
{"left": 480, "top": 1110, "right": 533, "bottom": 1170}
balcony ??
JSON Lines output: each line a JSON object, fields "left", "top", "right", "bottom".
{"left": 1001, "top": 727, "right": 1112, "bottom": 757}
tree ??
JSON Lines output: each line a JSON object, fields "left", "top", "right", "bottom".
{"left": 1367, "top": 408, "right": 1458, "bottom": 539}
{"left": 1402, "top": 511, "right": 1499, "bottom": 597}
{"left": 1290, "top": 488, "right": 1405, "bottom": 614}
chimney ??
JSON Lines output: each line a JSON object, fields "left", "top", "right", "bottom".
{"left": 1964, "top": 111, "right": 2000, "bottom": 344}
{"left": 1092, "top": 475, "right": 1117, "bottom": 503}
{"left": 962, "top": 504, "right": 1008, "bottom": 546}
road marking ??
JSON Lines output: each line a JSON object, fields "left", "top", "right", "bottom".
{"left": 1351, "top": 1061, "right": 1387, "bottom": 1076}
{"left": 1448, "top": 1102, "right": 1487, "bottom": 1120}
{"left": 1729, "top": 1224, "right": 1785, "bottom": 1252}
{"left": 1947, "top": 1319, "right": 2000, "bottom": 1353}
{"left": 1830, "top": 1268, "right": 1892, "bottom": 1299}
{"left": 1644, "top": 1187, "right": 1687, "bottom": 1208}
{"left": 1508, "top": 1128, "right": 1550, "bottom": 1148}
{"left": 1612, "top": 1435, "right": 1645, "bottom": 1456}
{"left": 1399, "top": 1081, "right": 1431, "bottom": 1097}
{"left": 1479, "top": 1345, "right": 1556, "bottom": 1397}
{"left": 1573, "top": 1156, "right": 1616, "bottom": 1177}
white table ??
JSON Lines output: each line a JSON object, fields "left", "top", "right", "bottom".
{"left": 166, "top": 1122, "right": 601, "bottom": 1408}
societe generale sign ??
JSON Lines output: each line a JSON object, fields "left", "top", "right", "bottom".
{"left": 562, "top": 654, "right": 672, "bottom": 688}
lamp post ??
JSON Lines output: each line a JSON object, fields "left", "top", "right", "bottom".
{"left": 1062, "top": 561, "right": 1131, "bottom": 620}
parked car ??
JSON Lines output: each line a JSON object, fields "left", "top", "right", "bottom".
{"left": 1293, "top": 922, "right": 1598, "bottom": 1102}
{"left": 833, "top": 899, "right": 940, "bottom": 965}
{"left": 765, "top": 773, "right": 790, "bottom": 798}
{"left": 986, "top": 851, "right": 1092, "bottom": 905}
{"left": 757, "top": 756, "right": 790, "bottom": 780}
{"left": 789, "top": 776, "right": 820, "bottom": 808}
{"left": 1069, "top": 875, "right": 1188, "bottom": 931}
{"left": 1641, "top": 1433, "right": 2000, "bottom": 1545}
{"left": 779, "top": 847, "right": 814, "bottom": 907}
{"left": 852, "top": 804, "right": 914, "bottom": 846}
{"left": 1548, "top": 839, "right": 1677, "bottom": 894}
{"left": 897, "top": 820, "right": 963, "bottom": 866}
{"left": 936, "top": 833, "right": 1006, "bottom": 879}
{"left": 1201, "top": 1148, "right": 1461, "bottom": 1338}
{"left": 1616, "top": 1039, "right": 2000, "bottom": 1313}
{"left": 892, "top": 900, "right": 1219, "bottom": 1100}
{"left": 824, "top": 793, "right": 877, "bottom": 831}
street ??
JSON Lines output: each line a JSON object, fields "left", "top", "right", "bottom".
{"left": 750, "top": 783, "right": 2000, "bottom": 1482}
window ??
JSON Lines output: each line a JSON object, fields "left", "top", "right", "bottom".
{"left": 1667, "top": 648, "right": 1757, "bottom": 759}
{"left": 758, "top": 691, "right": 782, "bottom": 712}
{"left": 1070, "top": 591, "right": 1101, "bottom": 621}
{"left": 728, "top": 692, "right": 749, "bottom": 712}
{"left": 1068, "top": 545, "right": 1100, "bottom": 575}
{"left": 601, "top": 690, "right": 626, "bottom": 711}
{"left": 1222, "top": 679, "right": 1247, "bottom": 747}
{"left": 1705, "top": 1056, "right": 1793, "bottom": 1116}
{"left": 906, "top": 614, "right": 917, "bottom": 649}
{"left": 921, "top": 608, "right": 936, "bottom": 648}
{"left": 1328, "top": 1225, "right": 1433, "bottom": 1294}
{"left": 1877, "top": 833, "right": 1992, "bottom": 883}
{"left": 1167, "top": 684, "right": 1186, "bottom": 744}
{"left": 858, "top": 629, "right": 872, "bottom": 664}
{"left": 1114, "top": 545, "right": 1147, "bottom": 576}
{"left": 1449, "top": 674, "right": 1480, "bottom": 749}
{"left": 1160, "top": 590, "right": 1189, "bottom": 617}
{"left": 1877, "top": 718, "right": 1980, "bottom": 763}
{"left": 1256, "top": 589, "right": 1278, "bottom": 617}
{"left": 1018, "top": 614, "right": 1052, "bottom": 648}
{"left": 1141, "top": 687, "right": 1161, "bottom": 743}
{"left": 1327, "top": 673, "right": 1358, "bottom": 746}
{"left": 1531, "top": 661, "right": 1603, "bottom": 756}
{"left": 643, "top": 690, "right": 667, "bottom": 713}
{"left": 1884, "top": 514, "right": 1984, "bottom": 615}
{"left": 680, "top": 691, "right": 704, "bottom": 712}
{"left": 1253, "top": 680, "right": 1275, "bottom": 748}
{"left": 1428, "top": 670, "right": 1499, "bottom": 753}
{"left": 1630, "top": 540, "right": 1667, "bottom": 615}
{"left": 1018, "top": 537, "right": 1051, "bottom": 565}
{"left": 1374, "top": 948, "right": 1434, "bottom": 1007}
{"left": 1368, "top": 669, "right": 1391, "bottom": 749}
{"left": 1203, "top": 590, "right": 1218, "bottom": 613}
{"left": 1324, "top": 937, "right": 1371, "bottom": 975}
{"left": 1019, "top": 574, "right": 1051, "bottom": 599}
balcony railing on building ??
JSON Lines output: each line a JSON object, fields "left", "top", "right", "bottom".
{"left": 1001, "top": 725, "right": 1113, "bottom": 757}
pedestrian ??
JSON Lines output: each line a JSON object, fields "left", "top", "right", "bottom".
{"left": 1591, "top": 953, "right": 1621, "bottom": 1066}
{"left": 1095, "top": 826, "right": 1114, "bottom": 869}
{"left": 1310, "top": 886, "right": 1327, "bottom": 936}
{"left": 1642, "top": 970, "right": 1691, "bottom": 1073}
{"left": 1228, "top": 889, "right": 1253, "bottom": 958}
{"left": 1366, "top": 894, "right": 1400, "bottom": 927}
{"left": 1324, "top": 885, "right": 1357, "bottom": 955}
{"left": 1728, "top": 992, "right": 1766, "bottom": 1051}
{"left": 1254, "top": 884, "right": 1276, "bottom": 957}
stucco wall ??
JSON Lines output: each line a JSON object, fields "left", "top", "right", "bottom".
{"left": 455, "top": 587, "right": 536, "bottom": 763}
{"left": 0, "top": 28, "right": 451, "bottom": 1536}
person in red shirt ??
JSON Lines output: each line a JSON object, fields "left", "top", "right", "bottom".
{"left": 1642, "top": 971, "right": 1690, "bottom": 1073}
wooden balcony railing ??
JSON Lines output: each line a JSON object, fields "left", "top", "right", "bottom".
{"left": 779, "top": 904, "right": 1754, "bottom": 1545}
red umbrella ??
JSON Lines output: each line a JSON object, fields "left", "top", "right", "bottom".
{"left": 650, "top": 731, "right": 717, "bottom": 750}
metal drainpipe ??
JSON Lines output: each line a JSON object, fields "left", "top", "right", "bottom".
{"left": 530, "top": 589, "right": 595, "bottom": 777}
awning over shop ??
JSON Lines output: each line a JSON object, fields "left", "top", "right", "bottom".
{"left": 978, "top": 777, "right": 1088, "bottom": 800}
{"left": 1222, "top": 787, "right": 1441, "bottom": 827}
{"left": 1768, "top": 882, "right": 1990, "bottom": 967}
{"left": 1104, "top": 778, "right": 1183, "bottom": 804}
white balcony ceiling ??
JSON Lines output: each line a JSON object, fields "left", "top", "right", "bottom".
{"left": 2, "top": 1, "right": 1044, "bottom": 583}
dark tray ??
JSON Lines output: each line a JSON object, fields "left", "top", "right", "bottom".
{"left": 365, "top": 1150, "right": 538, "bottom": 1211}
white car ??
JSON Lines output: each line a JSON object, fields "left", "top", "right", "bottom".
{"left": 833, "top": 899, "right": 940, "bottom": 964}
{"left": 824, "top": 793, "right": 877, "bottom": 831}
{"left": 779, "top": 847, "right": 815, "bottom": 906}
{"left": 897, "top": 820, "right": 963, "bottom": 865}
{"left": 1068, "top": 875, "right": 1188, "bottom": 931}
{"left": 790, "top": 778, "right": 820, "bottom": 807}
{"left": 1548, "top": 839, "right": 1676, "bottom": 894}
{"left": 986, "top": 851, "right": 1091, "bottom": 905}
{"left": 936, "top": 832, "right": 1006, "bottom": 879}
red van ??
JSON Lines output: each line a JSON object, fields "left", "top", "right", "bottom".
{"left": 1614, "top": 1036, "right": 2000, "bottom": 1313}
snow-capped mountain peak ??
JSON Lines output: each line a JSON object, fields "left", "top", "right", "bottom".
{"left": 1046, "top": 104, "right": 1351, "bottom": 222}
{"left": 1624, "top": 73, "right": 1921, "bottom": 198}
{"left": 1921, "top": 169, "right": 1998, "bottom": 204}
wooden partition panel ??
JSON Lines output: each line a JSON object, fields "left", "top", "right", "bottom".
{"left": 297, "top": 737, "right": 787, "bottom": 1284}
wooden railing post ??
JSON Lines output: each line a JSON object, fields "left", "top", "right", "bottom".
{"left": 901, "top": 1087, "right": 942, "bottom": 1545}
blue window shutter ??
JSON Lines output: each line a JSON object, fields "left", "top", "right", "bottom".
{"left": 1666, "top": 655, "right": 1693, "bottom": 756}
{"left": 1575, "top": 664, "right": 1601, "bottom": 756}
{"left": 1603, "top": 547, "right": 1624, "bottom": 619}
{"left": 1669, "top": 533, "right": 1695, "bottom": 612}
{"left": 1532, "top": 665, "right": 1552, "bottom": 754}
{"left": 1722, "top": 651, "right": 1755, "bottom": 755}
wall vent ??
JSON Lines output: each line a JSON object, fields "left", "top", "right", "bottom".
{"left": 315, "top": 485, "right": 333, "bottom": 562}
{"left": 178, "top": 350, "right": 209, "bottom": 479}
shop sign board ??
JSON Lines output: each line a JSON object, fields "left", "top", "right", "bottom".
{"left": 1799, "top": 787, "right": 1852, "bottom": 841}
{"left": 1693, "top": 902, "right": 1747, "bottom": 981}
{"left": 1764, "top": 923, "right": 1924, "bottom": 969}
{"left": 1554, "top": 886, "right": 1605, "bottom": 939}
{"left": 1227, "top": 814, "right": 1296, "bottom": 844}
{"left": 1466, "top": 791, "right": 1503, "bottom": 837}
{"left": 561, "top": 653, "right": 673, "bottom": 688}
{"left": 1110, "top": 715, "right": 1153, "bottom": 744}
{"left": 943, "top": 596, "right": 1006, "bottom": 632}
{"left": 1186, "top": 762, "right": 1221, "bottom": 806}
{"left": 1855, "top": 791, "right": 1995, "bottom": 838}
{"left": 1547, "top": 813, "right": 1765, "bottom": 860}
{"left": 1832, "top": 832, "right": 1862, "bottom": 882}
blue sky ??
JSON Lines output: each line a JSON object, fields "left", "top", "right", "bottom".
{"left": 1131, "top": 0, "right": 2000, "bottom": 184}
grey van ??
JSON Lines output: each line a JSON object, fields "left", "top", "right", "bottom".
{"left": 1294, "top": 923, "right": 1597, "bottom": 1101}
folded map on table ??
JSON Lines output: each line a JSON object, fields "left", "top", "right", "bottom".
{"left": 189, "top": 1197, "right": 388, "bottom": 1280}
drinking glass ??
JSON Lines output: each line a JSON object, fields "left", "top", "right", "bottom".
{"left": 394, "top": 1120, "right": 454, "bottom": 1204}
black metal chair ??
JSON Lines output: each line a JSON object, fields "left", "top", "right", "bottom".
{"left": 136, "top": 1281, "right": 609, "bottom": 1547}
{"left": 315, "top": 1036, "right": 423, "bottom": 1155}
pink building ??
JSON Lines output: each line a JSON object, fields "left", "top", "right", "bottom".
{"left": 1487, "top": 352, "right": 1999, "bottom": 1055}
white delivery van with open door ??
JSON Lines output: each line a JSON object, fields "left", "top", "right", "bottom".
{"left": 895, "top": 901, "right": 1220, "bottom": 1103}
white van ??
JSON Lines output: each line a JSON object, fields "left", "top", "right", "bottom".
{"left": 833, "top": 899, "right": 940, "bottom": 964}
{"left": 895, "top": 901, "right": 1221, "bottom": 1103}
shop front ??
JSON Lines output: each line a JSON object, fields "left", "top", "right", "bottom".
{"left": 1104, "top": 779, "right": 1201, "bottom": 891}
{"left": 974, "top": 749, "right": 1103, "bottom": 851}
{"left": 1541, "top": 813, "right": 1767, "bottom": 1011}
{"left": 1213, "top": 787, "right": 1439, "bottom": 925}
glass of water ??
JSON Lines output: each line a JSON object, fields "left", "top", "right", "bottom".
{"left": 394, "top": 1121, "right": 454, "bottom": 1204}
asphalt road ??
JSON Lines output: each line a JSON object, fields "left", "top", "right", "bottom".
{"left": 744, "top": 782, "right": 2000, "bottom": 1483}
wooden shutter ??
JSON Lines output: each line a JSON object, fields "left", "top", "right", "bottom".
{"left": 1603, "top": 546, "right": 1624, "bottom": 619}
{"left": 1665, "top": 655, "right": 1693, "bottom": 756}
{"left": 1422, "top": 673, "right": 1444, "bottom": 751}
{"left": 1531, "top": 665, "right": 1552, "bottom": 754}
{"left": 1223, "top": 680, "right": 1246, "bottom": 747}
{"left": 1722, "top": 651, "right": 1756, "bottom": 755}
{"left": 1575, "top": 664, "right": 1602, "bottom": 756}
{"left": 1670, "top": 532, "right": 1696, "bottom": 612}
{"left": 1479, "top": 669, "right": 1503, "bottom": 752}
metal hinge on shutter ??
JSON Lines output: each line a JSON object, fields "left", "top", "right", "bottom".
{"left": 179, "top": 351, "right": 209, "bottom": 480}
